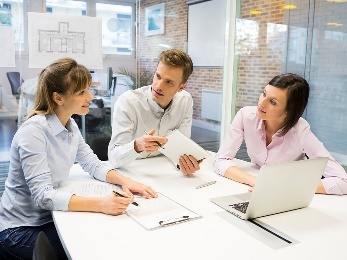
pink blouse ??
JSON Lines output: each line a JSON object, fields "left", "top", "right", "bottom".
{"left": 214, "top": 106, "right": 347, "bottom": 195}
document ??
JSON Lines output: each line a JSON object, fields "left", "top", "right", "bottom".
{"left": 67, "top": 182, "right": 121, "bottom": 197}
{"left": 160, "top": 129, "right": 212, "bottom": 168}
{"left": 126, "top": 193, "right": 202, "bottom": 230}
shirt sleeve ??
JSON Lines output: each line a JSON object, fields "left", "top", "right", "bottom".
{"left": 214, "top": 108, "right": 245, "bottom": 176}
{"left": 17, "top": 123, "right": 72, "bottom": 212}
{"left": 75, "top": 130, "right": 111, "bottom": 182}
{"left": 300, "top": 123, "right": 347, "bottom": 195}
{"left": 108, "top": 95, "right": 140, "bottom": 168}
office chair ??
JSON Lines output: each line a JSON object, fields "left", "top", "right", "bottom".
{"left": 90, "top": 136, "right": 111, "bottom": 161}
{"left": 32, "top": 231, "right": 58, "bottom": 260}
{"left": 6, "top": 72, "right": 24, "bottom": 98}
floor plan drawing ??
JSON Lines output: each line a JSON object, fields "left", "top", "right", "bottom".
{"left": 28, "top": 12, "right": 102, "bottom": 69}
{"left": 38, "top": 22, "right": 85, "bottom": 54}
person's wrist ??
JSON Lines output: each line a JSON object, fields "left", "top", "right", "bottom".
{"left": 117, "top": 174, "right": 131, "bottom": 187}
{"left": 106, "top": 169, "right": 124, "bottom": 185}
{"left": 248, "top": 175, "right": 256, "bottom": 187}
{"left": 134, "top": 139, "right": 143, "bottom": 153}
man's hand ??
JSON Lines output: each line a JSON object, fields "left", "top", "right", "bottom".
{"left": 178, "top": 155, "right": 201, "bottom": 175}
{"left": 134, "top": 129, "right": 167, "bottom": 153}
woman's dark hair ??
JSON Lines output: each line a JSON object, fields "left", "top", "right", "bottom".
{"left": 269, "top": 73, "right": 309, "bottom": 136}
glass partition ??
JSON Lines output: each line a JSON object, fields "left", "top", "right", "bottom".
{"left": 136, "top": 0, "right": 224, "bottom": 152}
{"left": 231, "top": 0, "right": 347, "bottom": 166}
{"left": 305, "top": 0, "right": 347, "bottom": 169}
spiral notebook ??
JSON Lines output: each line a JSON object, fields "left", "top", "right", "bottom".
{"left": 126, "top": 193, "right": 202, "bottom": 230}
{"left": 159, "top": 129, "right": 212, "bottom": 168}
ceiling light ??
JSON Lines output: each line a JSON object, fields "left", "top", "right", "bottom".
{"left": 326, "top": 0, "right": 347, "bottom": 3}
{"left": 249, "top": 9, "right": 262, "bottom": 15}
{"left": 282, "top": 4, "right": 297, "bottom": 9}
{"left": 158, "top": 44, "right": 171, "bottom": 49}
{"left": 327, "top": 22, "right": 343, "bottom": 26}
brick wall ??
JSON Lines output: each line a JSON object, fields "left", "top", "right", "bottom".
{"left": 236, "top": 0, "right": 285, "bottom": 110}
{"left": 138, "top": 0, "right": 223, "bottom": 124}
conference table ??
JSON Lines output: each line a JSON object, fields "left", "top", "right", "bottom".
{"left": 53, "top": 155, "right": 347, "bottom": 259}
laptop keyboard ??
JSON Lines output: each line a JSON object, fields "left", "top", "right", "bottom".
{"left": 229, "top": 202, "right": 249, "bottom": 214}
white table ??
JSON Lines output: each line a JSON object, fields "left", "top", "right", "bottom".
{"left": 53, "top": 155, "right": 347, "bottom": 260}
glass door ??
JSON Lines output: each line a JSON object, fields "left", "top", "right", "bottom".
{"left": 305, "top": 0, "right": 347, "bottom": 169}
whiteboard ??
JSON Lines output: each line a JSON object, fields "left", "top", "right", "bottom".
{"left": 188, "top": 0, "right": 227, "bottom": 67}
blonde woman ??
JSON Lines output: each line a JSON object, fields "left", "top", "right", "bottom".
{"left": 0, "top": 58, "right": 157, "bottom": 259}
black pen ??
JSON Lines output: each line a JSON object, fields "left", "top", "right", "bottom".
{"left": 144, "top": 130, "right": 165, "bottom": 149}
{"left": 113, "top": 191, "right": 139, "bottom": 207}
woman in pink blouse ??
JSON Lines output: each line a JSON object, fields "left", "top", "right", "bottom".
{"left": 214, "top": 73, "right": 347, "bottom": 195}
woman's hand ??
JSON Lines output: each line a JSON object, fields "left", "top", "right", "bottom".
{"left": 68, "top": 193, "right": 133, "bottom": 216}
{"left": 106, "top": 169, "right": 158, "bottom": 199}
{"left": 120, "top": 177, "right": 158, "bottom": 199}
{"left": 99, "top": 194, "right": 134, "bottom": 215}
{"left": 225, "top": 166, "right": 257, "bottom": 191}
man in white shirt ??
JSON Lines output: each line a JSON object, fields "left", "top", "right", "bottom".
{"left": 108, "top": 49, "right": 200, "bottom": 175}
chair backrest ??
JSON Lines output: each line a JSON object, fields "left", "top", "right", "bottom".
{"left": 90, "top": 136, "right": 111, "bottom": 161}
{"left": 32, "top": 231, "right": 58, "bottom": 260}
{"left": 6, "top": 72, "right": 24, "bottom": 95}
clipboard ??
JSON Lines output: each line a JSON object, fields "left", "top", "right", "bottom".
{"left": 126, "top": 193, "right": 202, "bottom": 230}
{"left": 159, "top": 129, "right": 212, "bottom": 168}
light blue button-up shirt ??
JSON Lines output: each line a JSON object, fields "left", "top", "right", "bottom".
{"left": 0, "top": 113, "right": 111, "bottom": 232}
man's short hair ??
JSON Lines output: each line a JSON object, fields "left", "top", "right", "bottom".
{"left": 158, "top": 49, "right": 193, "bottom": 84}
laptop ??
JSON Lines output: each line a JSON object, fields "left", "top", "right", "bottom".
{"left": 211, "top": 157, "right": 328, "bottom": 220}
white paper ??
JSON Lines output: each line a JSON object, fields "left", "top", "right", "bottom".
{"left": 68, "top": 182, "right": 121, "bottom": 197}
{"left": 126, "top": 193, "right": 201, "bottom": 230}
{"left": 28, "top": 12, "right": 102, "bottom": 69}
{"left": 0, "top": 26, "right": 15, "bottom": 67}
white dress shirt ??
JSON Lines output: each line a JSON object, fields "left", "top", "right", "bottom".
{"left": 108, "top": 85, "right": 193, "bottom": 168}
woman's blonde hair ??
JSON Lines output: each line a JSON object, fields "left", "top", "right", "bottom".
{"left": 28, "top": 57, "right": 91, "bottom": 119}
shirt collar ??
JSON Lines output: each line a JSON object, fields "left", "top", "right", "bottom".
{"left": 256, "top": 117, "right": 264, "bottom": 139}
{"left": 47, "top": 113, "right": 71, "bottom": 136}
{"left": 145, "top": 86, "right": 165, "bottom": 114}
{"left": 256, "top": 117, "right": 284, "bottom": 139}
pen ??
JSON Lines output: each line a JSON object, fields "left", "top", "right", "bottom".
{"left": 113, "top": 191, "right": 139, "bottom": 207}
{"left": 144, "top": 130, "right": 165, "bottom": 149}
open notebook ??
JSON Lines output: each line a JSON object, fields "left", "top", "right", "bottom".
{"left": 159, "top": 129, "right": 212, "bottom": 168}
